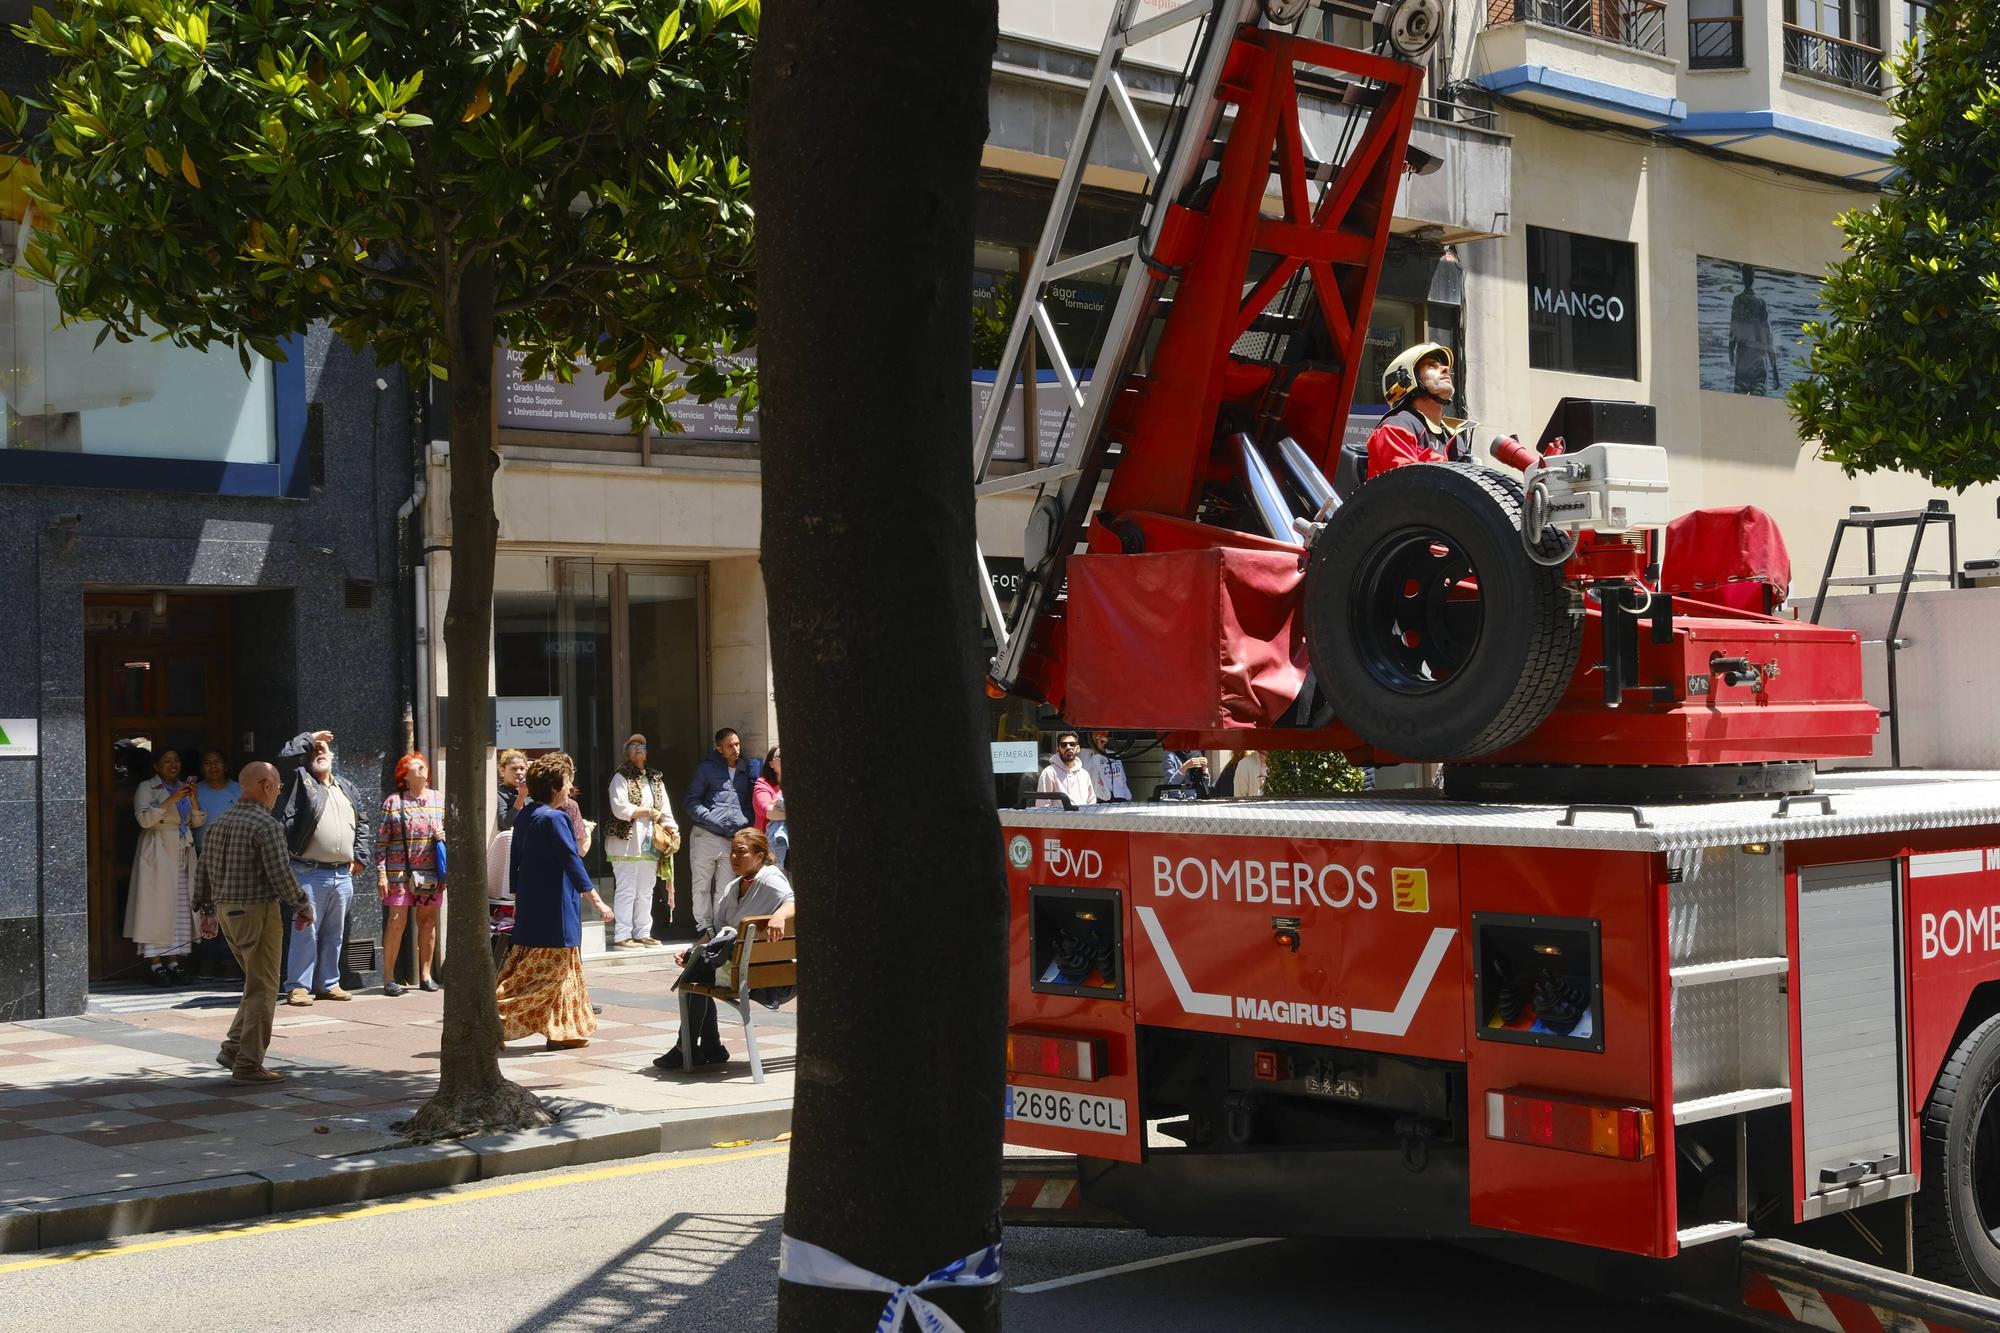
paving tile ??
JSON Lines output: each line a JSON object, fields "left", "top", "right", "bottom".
{"left": 92, "top": 1088, "right": 227, "bottom": 1111}
{"left": 0, "top": 1052, "right": 53, "bottom": 1068}
{"left": 0, "top": 1089, "right": 73, "bottom": 1109}
{"left": 72, "top": 1120, "right": 211, "bottom": 1147}
{"left": 20, "top": 1109, "right": 154, "bottom": 1134}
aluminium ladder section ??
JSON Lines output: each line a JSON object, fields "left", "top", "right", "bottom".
{"left": 972, "top": 0, "right": 1259, "bottom": 687}
{"left": 1808, "top": 501, "right": 1959, "bottom": 768}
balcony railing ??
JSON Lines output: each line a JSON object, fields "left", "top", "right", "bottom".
{"left": 1688, "top": 14, "right": 1745, "bottom": 69}
{"left": 1782, "top": 24, "right": 1884, "bottom": 94}
{"left": 1485, "top": 0, "right": 1669, "bottom": 58}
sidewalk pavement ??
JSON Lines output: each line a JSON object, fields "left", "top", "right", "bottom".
{"left": 0, "top": 950, "right": 794, "bottom": 1252}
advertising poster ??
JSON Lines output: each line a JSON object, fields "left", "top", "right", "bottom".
{"left": 1695, "top": 256, "right": 1825, "bottom": 398}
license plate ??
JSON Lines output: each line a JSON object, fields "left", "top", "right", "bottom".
{"left": 1005, "top": 1085, "right": 1129, "bottom": 1135}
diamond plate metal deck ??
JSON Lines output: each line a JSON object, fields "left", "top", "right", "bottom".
{"left": 1001, "top": 771, "right": 2000, "bottom": 852}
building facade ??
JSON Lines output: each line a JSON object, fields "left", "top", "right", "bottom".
{"left": 0, "top": 322, "right": 414, "bottom": 1019}
{"left": 1462, "top": 0, "right": 1993, "bottom": 577}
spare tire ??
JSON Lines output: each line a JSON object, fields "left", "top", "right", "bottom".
{"left": 1302, "top": 462, "right": 1580, "bottom": 759}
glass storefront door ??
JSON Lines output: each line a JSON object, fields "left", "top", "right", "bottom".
{"left": 491, "top": 555, "right": 706, "bottom": 923}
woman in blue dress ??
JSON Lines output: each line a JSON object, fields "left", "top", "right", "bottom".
{"left": 494, "top": 753, "right": 614, "bottom": 1050}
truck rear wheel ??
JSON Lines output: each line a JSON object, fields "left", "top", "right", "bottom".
{"left": 1302, "top": 462, "right": 1580, "bottom": 759}
{"left": 1914, "top": 1012, "right": 2000, "bottom": 1294}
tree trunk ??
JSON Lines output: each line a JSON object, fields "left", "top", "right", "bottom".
{"left": 405, "top": 256, "right": 553, "bottom": 1140}
{"left": 755, "top": 4, "right": 1003, "bottom": 1329}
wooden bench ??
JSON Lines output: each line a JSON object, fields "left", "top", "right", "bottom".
{"left": 677, "top": 915, "right": 797, "bottom": 1084}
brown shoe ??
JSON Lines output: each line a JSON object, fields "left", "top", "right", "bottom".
{"left": 315, "top": 986, "right": 352, "bottom": 1001}
{"left": 230, "top": 1066, "right": 286, "bottom": 1085}
{"left": 634, "top": 937, "right": 661, "bottom": 946}
{"left": 286, "top": 988, "right": 315, "bottom": 1007}
{"left": 544, "top": 1038, "right": 589, "bottom": 1051}
{"left": 612, "top": 939, "right": 645, "bottom": 951}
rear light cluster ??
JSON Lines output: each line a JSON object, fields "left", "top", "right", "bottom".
{"left": 1485, "top": 1089, "right": 1655, "bottom": 1160}
{"left": 1007, "top": 1030, "right": 1108, "bottom": 1082}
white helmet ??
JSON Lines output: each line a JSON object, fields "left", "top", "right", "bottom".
{"left": 1382, "top": 342, "right": 1453, "bottom": 410}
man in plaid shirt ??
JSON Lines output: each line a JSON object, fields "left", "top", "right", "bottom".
{"left": 195, "top": 761, "right": 312, "bottom": 1084}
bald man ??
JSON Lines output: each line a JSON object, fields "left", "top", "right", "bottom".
{"left": 195, "top": 762, "right": 312, "bottom": 1084}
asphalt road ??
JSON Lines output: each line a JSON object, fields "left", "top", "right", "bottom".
{"left": 0, "top": 1145, "right": 1749, "bottom": 1332}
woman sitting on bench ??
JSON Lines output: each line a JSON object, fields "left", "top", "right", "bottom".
{"left": 655, "top": 827, "right": 795, "bottom": 1070}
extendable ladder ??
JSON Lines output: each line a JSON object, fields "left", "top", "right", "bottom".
{"left": 972, "top": 0, "right": 1420, "bottom": 696}
{"left": 973, "top": 0, "right": 1260, "bottom": 691}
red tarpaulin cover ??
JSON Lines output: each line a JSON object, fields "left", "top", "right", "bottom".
{"left": 1662, "top": 506, "right": 1791, "bottom": 615}
{"left": 1065, "top": 516, "right": 1307, "bottom": 730}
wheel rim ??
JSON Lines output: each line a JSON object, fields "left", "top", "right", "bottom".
{"left": 1975, "top": 1082, "right": 2000, "bottom": 1244}
{"left": 1347, "top": 527, "right": 1484, "bottom": 696}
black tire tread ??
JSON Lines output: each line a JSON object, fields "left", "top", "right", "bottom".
{"left": 1913, "top": 1010, "right": 2000, "bottom": 1291}
{"left": 1309, "top": 463, "right": 1580, "bottom": 759}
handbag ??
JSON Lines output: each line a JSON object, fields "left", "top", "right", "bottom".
{"left": 675, "top": 927, "right": 738, "bottom": 991}
{"left": 652, "top": 822, "right": 681, "bottom": 857}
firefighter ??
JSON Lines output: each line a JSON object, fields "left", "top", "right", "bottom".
{"left": 1364, "top": 342, "right": 1467, "bottom": 478}
{"left": 1364, "top": 342, "right": 1557, "bottom": 481}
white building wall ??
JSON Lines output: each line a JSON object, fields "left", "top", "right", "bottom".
{"left": 1462, "top": 113, "right": 2000, "bottom": 588}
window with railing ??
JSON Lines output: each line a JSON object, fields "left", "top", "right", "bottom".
{"left": 1688, "top": 0, "right": 1745, "bottom": 69}
{"left": 1783, "top": 0, "right": 1884, "bottom": 94}
{"left": 1484, "top": 0, "right": 1669, "bottom": 58}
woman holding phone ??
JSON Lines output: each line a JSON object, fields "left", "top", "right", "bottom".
{"left": 126, "top": 746, "right": 205, "bottom": 986}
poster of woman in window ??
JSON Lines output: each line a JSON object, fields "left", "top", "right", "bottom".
{"left": 1696, "top": 256, "right": 1825, "bottom": 398}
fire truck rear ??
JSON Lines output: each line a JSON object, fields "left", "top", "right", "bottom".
{"left": 1002, "top": 780, "right": 2000, "bottom": 1324}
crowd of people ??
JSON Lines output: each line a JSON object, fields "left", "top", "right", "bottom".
{"left": 1033, "top": 731, "right": 1266, "bottom": 807}
{"left": 124, "top": 723, "right": 795, "bottom": 1082}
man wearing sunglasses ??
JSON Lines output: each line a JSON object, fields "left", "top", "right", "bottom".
{"left": 1036, "top": 731, "right": 1098, "bottom": 809}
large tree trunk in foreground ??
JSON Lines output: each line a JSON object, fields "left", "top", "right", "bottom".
{"left": 406, "top": 257, "right": 552, "bottom": 1140}
{"left": 757, "top": 3, "right": 1005, "bottom": 1329}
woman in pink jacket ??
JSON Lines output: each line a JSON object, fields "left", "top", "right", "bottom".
{"left": 752, "top": 745, "right": 788, "bottom": 870}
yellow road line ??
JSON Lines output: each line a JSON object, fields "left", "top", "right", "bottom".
{"left": 0, "top": 1142, "right": 790, "bottom": 1276}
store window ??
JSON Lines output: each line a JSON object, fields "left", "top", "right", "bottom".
{"left": 1526, "top": 226, "right": 1640, "bottom": 381}
{"left": 490, "top": 554, "right": 709, "bottom": 925}
{"left": 0, "top": 158, "right": 277, "bottom": 463}
{"left": 494, "top": 555, "right": 612, "bottom": 879}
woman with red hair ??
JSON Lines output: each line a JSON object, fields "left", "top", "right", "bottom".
{"left": 376, "top": 752, "right": 446, "bottom": 996}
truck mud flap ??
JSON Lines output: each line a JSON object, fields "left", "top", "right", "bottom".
{"left": 1000, "top": 1154, "right": 1133, "bottom": 1229}
{"left": 1739, "top": 1238, "right": 2000, "bottom": 1332}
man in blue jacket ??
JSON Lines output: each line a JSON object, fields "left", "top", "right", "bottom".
{"left": 686, "top": 727, "right": 755, "bottom": 928}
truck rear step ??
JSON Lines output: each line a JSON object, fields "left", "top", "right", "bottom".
{"left": 1000, "top": 1154, "right": 1129, "bottom": 1228}
{"left": 1739, "top": 1238, "right": 2000, "bottom": 1332}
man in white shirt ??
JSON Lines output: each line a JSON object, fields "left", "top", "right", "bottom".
{"left": 1081, "top": 731, "right": 1132, "bottom": 803}
{"left": 606, "top": 734, "right": 678, "bottom": 949}
{"left": 1037, "top": 732, "right": 1098, "bottom": 808}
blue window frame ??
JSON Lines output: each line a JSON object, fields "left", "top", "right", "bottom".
{"left": 0, "top": 336, "right": 308, "bottom": 497}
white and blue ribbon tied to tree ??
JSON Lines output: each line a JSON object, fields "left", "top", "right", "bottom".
{"left": 778, "top": 1235, "right": 1002, "bottom": 1333}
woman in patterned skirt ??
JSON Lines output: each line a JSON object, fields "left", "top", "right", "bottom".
{"left": 496, "top": 752, "right": 613, "bottom": 1049}
{"left": 376, "top": 752, "right": 446, "bottom": 996}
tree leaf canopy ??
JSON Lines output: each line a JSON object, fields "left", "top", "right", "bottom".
{"left": 1790, "top": 1, "right": 2000, "bottom": 490}
{"left": 16, "top": 0, "right": 758, "bottom": 429}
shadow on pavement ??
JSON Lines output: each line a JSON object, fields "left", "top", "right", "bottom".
{"left": 501, "top": 1211, "right": 783, "bottom": 1331}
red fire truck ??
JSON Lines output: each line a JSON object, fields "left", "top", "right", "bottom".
{"left": 972, "top": 1, "right": 2000, "bottom": 1326}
